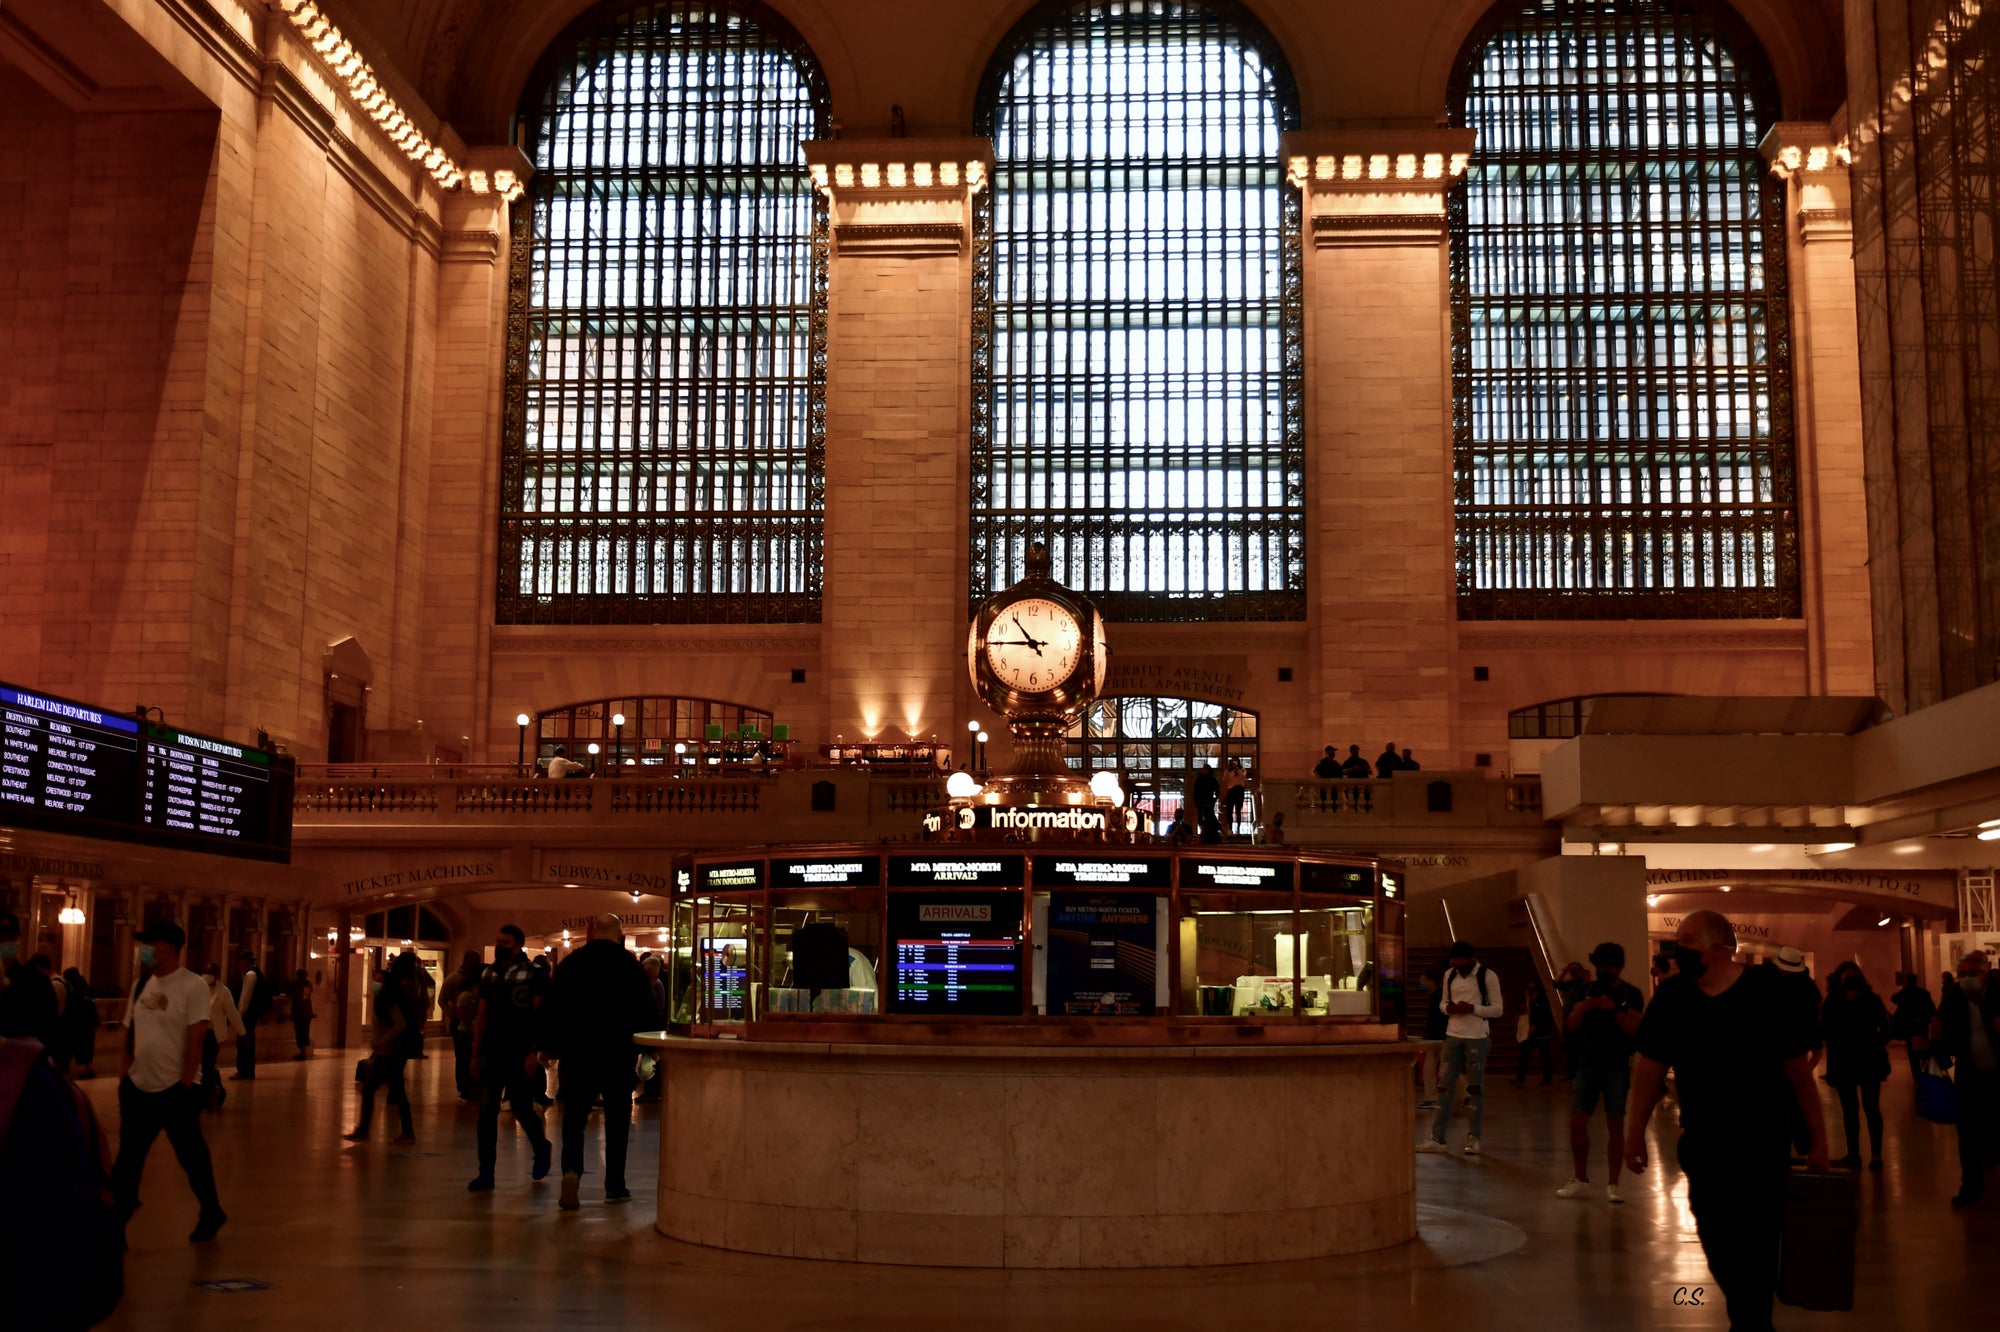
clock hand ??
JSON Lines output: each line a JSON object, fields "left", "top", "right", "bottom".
{"left": 1010, "top": 615, "right": 1046, "bottom": 653}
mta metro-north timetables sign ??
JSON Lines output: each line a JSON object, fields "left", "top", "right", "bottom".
{"left": 0, "top": 681, "right": 293, "bottom": 863}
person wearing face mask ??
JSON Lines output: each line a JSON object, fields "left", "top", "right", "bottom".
{"left": 1417, "top": 940, "right": 1503, "bottom": 1157}
{"left": 0, "top": 909, "right": 61, "bottom": 1053}
{"left": 468, "top": 924, "right": 553, "bottom": 1193}
{"left": 1624, "top": 910, "right": 1827, "bottom": 1332}
{"left": 198, "top": 963, "right": 247, "bottom": 1112}
{"left": 113, "top": 922, "right": 226, "bottom": 1241}
{"left": 1556, "top": 943, "right": 1646, "bottom": 1202}
{"left": 1930, "top": 950, "right": 2000, "bottom": 1208}
{"left": 1819, "top": 962, "right": 1890, "bottom": 1171}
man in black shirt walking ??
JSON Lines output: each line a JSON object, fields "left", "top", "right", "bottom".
{"left": 538, "top": 915, "right": 660, "bottom": 1211}
{"left": 1625, "top": 910, "right": 1826, "bottom": 1332}
{"left": 1556, "top": 942, "right": 1644, "bottom": 1203}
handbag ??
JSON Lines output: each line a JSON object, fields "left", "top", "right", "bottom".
{"left": 1915, "top": 1058, "right": 1956, "bottom": 1124}
{"left": 1515, "top": 1014, "right": 1530, "bottom": 1043}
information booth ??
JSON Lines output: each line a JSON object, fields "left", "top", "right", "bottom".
{"left": 642, "top": 843, "right": 1423, "bottom": 1269}
{"left": 672, "top": 846, "right": 1405, "bottom": 1032}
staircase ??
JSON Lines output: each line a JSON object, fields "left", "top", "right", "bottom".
{"left": 1403, "top": 944, "right": 1540, "bottom": 1077}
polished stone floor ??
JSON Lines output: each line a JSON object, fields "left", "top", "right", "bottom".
{"left": 85, "top": 1047, "right": 1987, "bottom": 1330}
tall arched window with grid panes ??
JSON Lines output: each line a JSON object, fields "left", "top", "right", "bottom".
{"left": 1449, "top": 0, "right": 1797, "bottom": 618}
{"left": 500, "top": 1, "right": 829, "bottom": 624}
{"left": 971, "top": 0, "right": 1305, "bottom": 622}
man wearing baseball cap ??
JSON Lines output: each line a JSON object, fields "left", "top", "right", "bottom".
{"left": 0, "top": 907, "right": 61, "bottom": 1050}
{"left": 113, "top": 921, "right": 226, "bottom": 1241}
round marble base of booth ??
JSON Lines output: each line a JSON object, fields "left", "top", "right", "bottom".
{"left": 647, "top": 1037, "right": 1418, "bottom": 1268}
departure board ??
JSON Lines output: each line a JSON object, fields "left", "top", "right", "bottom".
{"left": 887, "top": 891, "right": 1024, "bottom": 1015}
{"left": 140, "top": 727, "right": 276, "bottom": 847}
{"left": 0, "top": 678, "right": 293, "bottom": 862}
{"left": 0, "top": 685, "right": 141, "bottom": 829}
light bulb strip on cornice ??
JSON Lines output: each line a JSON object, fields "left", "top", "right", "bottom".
{"left": 272, "top": 0, "right": 484, "bottom": 194}
{"left": 809, "top": 159, "right": 987, "bottom": 195}
{"left": 1285, "top": 152, "right": 1469, "bottom": 189}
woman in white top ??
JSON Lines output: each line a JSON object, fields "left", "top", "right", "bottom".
{"left": 200, "top": 963, "right": 246, "bottom": 1109}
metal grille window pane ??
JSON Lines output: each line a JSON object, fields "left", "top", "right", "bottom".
{"left": 972, "top": 0, "right": 1305, "bottom": 622}
{"left": 1449, "top": 0, "right": 1799, "bottom": 618}
{"left": 501, "top": 2, "right": 829, "bottom": 624}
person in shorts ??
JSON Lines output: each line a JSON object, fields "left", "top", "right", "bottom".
{"left": 1556, "top": 941, "right": 1645, "bottom": 1202}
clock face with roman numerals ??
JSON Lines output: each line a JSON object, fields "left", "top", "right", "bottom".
{"left": 982, "top": 597, "right": 1083, "bottom": 695}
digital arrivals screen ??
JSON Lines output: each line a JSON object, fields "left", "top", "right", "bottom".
{"left": 887, "top": 891, "right": 1024, "bottom": 1015}
{"left": 0, "top": 679, "right": 293, "bottom": 862}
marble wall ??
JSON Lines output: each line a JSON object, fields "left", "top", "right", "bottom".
{"left": 654, "top": 1038, "right": 1417, "bottom": 1268}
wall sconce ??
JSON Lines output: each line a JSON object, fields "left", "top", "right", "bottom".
{"left": 58, "top": 894, "right": 86, "bottom": 926}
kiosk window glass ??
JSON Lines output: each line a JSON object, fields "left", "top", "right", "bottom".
{"left": 766, "top": 897, "right": 881, "bottom": 1016}
{"left": 693, "top": 896, "right": 758, "bottom": 1024}
{"left": 1293, "top": 902, "right": 1375, "bottom": 1018}
{"left": 1180, "top": 899, "right": 1293, "bottom": 1017}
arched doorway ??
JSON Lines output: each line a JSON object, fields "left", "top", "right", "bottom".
{"left": 1065, "top": 696, "right": 1259, "bottom": 834}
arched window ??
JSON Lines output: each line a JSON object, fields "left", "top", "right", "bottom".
{"left": 1449, "top": 0, "right": 1797, "bottom": 618}
{"left": 502, "top": 2, "right": 830, "bottom": 624}
{"left": 1066, "top": 694, "right": 1259, "bottom": 831}
{"left": 972, "top": 0, "right": 1304, "bottom": 622}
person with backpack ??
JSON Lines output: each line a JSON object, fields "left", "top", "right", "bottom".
{"left": 439, "top": 951, "right": 483, "bottom": 1103}
{"left": 113, "top": 922, "right": 226, "bottom": 1241}
{"left": 0, "top": 1032, "right": 126, "bottom": 1327}
{"left": 233, "top": 951, "right": 269, "bottom": 1080}
{"left": 1418, "top": 940, "right": 1503, "bottom": 1157}
{"left": 468, "top": 925, "right": 553, "bottom": 1193}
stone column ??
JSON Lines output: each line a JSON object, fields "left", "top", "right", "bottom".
{"left": 423, "top": 149, "right": 530, "bottom": 759}
{"left": 1763, "top": 124, "right": 1875, "bottom": 698}
{"left": 1284, "top": 131, "right": 1473, "bottom": 763}
{"left": 807, "top": 140, "right": 992, "bottom": 751}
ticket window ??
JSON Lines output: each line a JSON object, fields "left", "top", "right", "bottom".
{"left": 692, "top": 896, "right": 758, "bottom": 1025}
{"left": 765, "top": 894, "right": 880, "bottom": 1016}
{"left": 1292, "top": 902, "right": 1376, "bottom": 1018}
{"left": 1178, "top": 895, "right": 1294, "bottom": 1017}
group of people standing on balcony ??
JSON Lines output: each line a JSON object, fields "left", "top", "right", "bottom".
{"left": 1314, "top": 743, "right": 1421, "bottom": 780}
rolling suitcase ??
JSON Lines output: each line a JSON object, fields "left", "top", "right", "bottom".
{"left": 1776, "top": 1167, "right": 1858, "bottom": 1311}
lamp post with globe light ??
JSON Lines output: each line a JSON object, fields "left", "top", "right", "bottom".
{"left": 516, "top": 712, "right": 532, "bottom": 773}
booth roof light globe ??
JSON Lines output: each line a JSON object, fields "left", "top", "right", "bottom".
{"left": 946, "top": 770, "right": 982, "bottom": 798}
{"left": 515, "top": 712, "right": 531, "bottom": 726}
{"left": 1089, "top": 770, "right": 1124, "bottom": 802}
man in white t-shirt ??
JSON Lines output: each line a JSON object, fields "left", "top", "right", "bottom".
{"left": 112, "top": 922, "right": 226, "bottom": 1242}
{"left": 1417, "top": 940, "right": 1505, "bottom": 1157}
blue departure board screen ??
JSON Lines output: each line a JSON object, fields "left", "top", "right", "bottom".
{"left": 0, "top": 679, "right": 293, "bottom": 862}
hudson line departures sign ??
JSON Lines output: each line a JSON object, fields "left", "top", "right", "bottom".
{"left": 0, "top": 680, "right": 293, "bottom": 862}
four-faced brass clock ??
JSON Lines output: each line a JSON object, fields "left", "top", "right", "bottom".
{"left": 967, "top": 543, "right": 1106, "bottom": 726}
